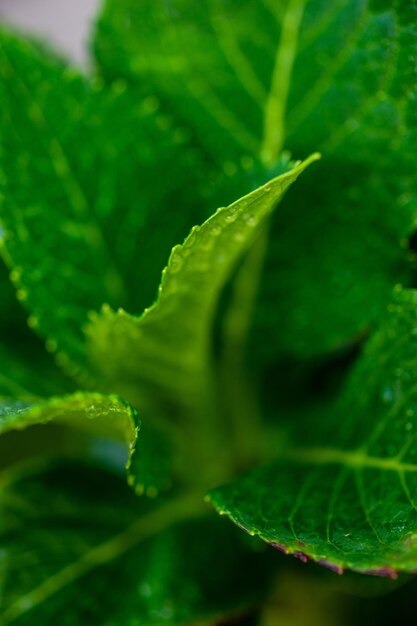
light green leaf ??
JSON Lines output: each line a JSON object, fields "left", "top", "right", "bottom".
{"left": 0, "top": 460, "right": 274, "bottom": 625}
{"left": 86, "top": 156, "right": 319, "bottom": 486}
{"left": 94, "top": 0, "right": 417, "bottom": 360}
{"left": 0, "top": 391, "right": 177, "bottom": 495}
{"left": 0, "top": 392, "right": 138, "bottom": 438}
{"left": 87, "top": 156, "right": 318, "bottom": 398}
{"left": 0, "top": 29, "right": 210, "bottom": 369}
{"left": 209, "top": 288, "right": 417, "bottom": 577}
{"left": 0, "top": 392, "right": 140, "bottom": 478}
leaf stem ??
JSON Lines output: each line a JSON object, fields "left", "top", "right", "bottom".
{"left": 220, "top": 227, "right": 269, "bottom": 468}
{"left": 260, "top": 0, "right": 307, "bottom": 166}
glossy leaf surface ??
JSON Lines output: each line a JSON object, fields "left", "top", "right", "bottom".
{"left": 94, "top": 0, "right": 417, "bottom": 360}
{"left": 210, "top": 289, "right": 417, "bottom": 576}
{"left": 0, "top": 30, "right": 209, "bottom": 368}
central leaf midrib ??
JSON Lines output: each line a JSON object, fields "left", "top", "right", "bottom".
{"left": 282, "top": 445, "right": 417, "bottom": 474}
{"left": 260, "top": 0, "right": 307, "bottom": 166}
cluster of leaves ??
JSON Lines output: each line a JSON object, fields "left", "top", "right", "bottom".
{"left": 1, "top": 0, "right": 417, "bottom": 623}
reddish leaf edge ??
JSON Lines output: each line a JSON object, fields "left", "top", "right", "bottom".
{"left": 267, "top": 541, "right": 399, "bottom": 579}
{"left": 208, "top": 512, "right": 413, "bottom": 580}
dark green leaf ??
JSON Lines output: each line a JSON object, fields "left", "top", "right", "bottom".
{"left": 127, "top": 419, "right": 174, "bottom": 496}
{"left": 94, "top": 0, "right": 417, "bottom": 361}
{"left": 209, "top": 288, "right": 417, "bottom": 576}
{"left": 0, "top": 460, "right": 274, "bottom": 625}
{"left": 0, "top": 259, "right": 72, "bottom": 400}
{"left": 250, "top": 0, "right": 417, "bottom": 359}
{"left": 94, "top": 0, "right": 274, "bottom": 167}
{"left": 0, "top": 29, "right": 209, "bottom": 369}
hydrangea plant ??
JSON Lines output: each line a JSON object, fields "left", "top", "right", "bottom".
{"left": 1, "top": 1, "right": 417, "bottom": 624}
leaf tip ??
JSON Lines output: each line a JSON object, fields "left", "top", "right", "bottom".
{"left": 289, "top": 151, "right": 321, "bottom": 180}
{"left": 302, "top": 151, "right": 321, "bottom": 168}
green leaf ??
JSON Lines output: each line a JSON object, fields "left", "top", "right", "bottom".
{"left": 0, "top": 341, "right": 72, "bottom": 402}
{"left": 0, "top": 259, "right": 72, "bottom": 400}
{"left": 94, "top": 0, "right": 417, "bottom": 361}
{"left": 209, "top": 288, "right": 417, "bottom": 577}
{"left": 0, "top": 29, "right": 210, "bottom": 369}
{"left": 87, "top": 156, "right": 318, "bottom": 398}
{"left": 0, "top": 392, "right": 138, "bottom": 442}
{"left": 0, "top": 460, "right": 274, "bottom": 625}
{"left": 86, "top": 156, "right": 319, "bottom": 486}
{"left": 0, "top": 389, "right": 157, "bottom": 496}
{"left": 246, "top": 0, "right": 417, "bottom": 360}
{"left": 128, "top": 419, "right": 175, "bottom": 496}
{"left": 0, "top": 391, "right": 178, "bottom": 495}
{"left": 94, "top": 0, "right": 272, "bottom": 167}
{"left": 94, "top": 0, "right": 417, "bottom": 169}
